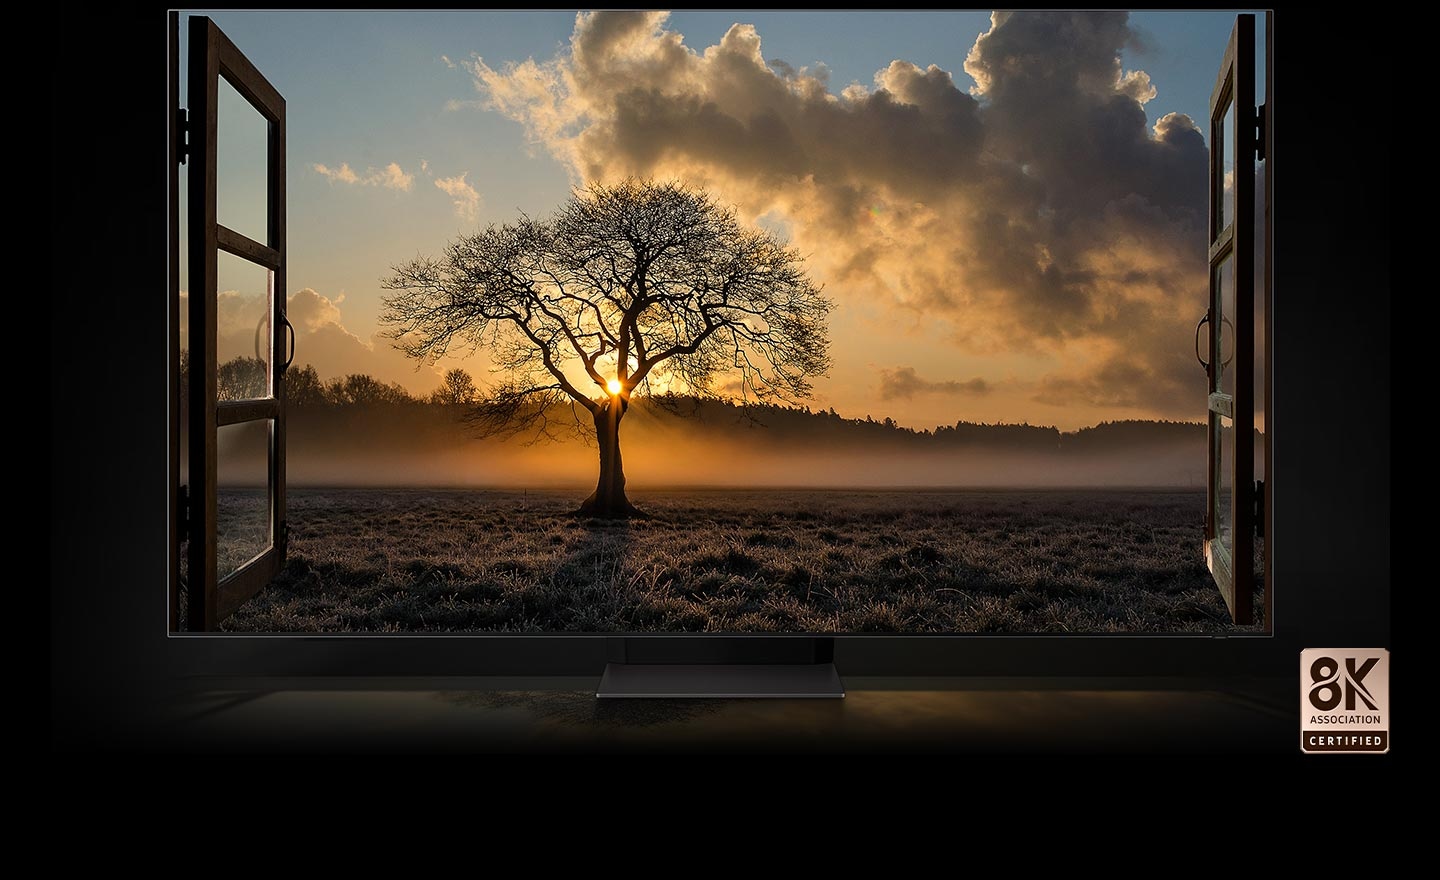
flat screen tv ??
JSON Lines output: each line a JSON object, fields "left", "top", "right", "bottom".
{"left": 135, "top": 9, "right": 1382, "bottom": 696}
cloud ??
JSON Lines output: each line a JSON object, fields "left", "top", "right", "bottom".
{"left": 180, "top": 286, "right": 440, "bottom": 394}
{"left": 286, "top": 287, "right": 346, "bottom": 334}
{"left": 282, "top": 289, "right": 433, "bottom": 388}
{"left": 374, "top": 162, "right": 415, "bottom": 190}
{"left": 879, "top": 366, "right": 990, "bottom": 400}
{"left": 312, "top": 161, "right": 415, "bottom": 191}
{"left": 312, "top": 162, "right": 359, "bottom": 184}
{"left": 435, "top": 172, "right": 481, "bottom": 222}
{"left": 462, "top": 11, "right": 1213, "bottom": 419}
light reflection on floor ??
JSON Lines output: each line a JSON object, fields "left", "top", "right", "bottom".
{"left": 161, "top": 682, "right": 1293, "bottom": 752}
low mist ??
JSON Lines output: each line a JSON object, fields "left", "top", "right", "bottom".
{"left": 208, "top": 401, "right": 1257, "bottom": 490}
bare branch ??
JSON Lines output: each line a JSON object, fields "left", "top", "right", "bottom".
{"left": 461, "top": 381, "right": 590, "bottom": 445}
{"left": 379, "top": 178, "right": 832, "bottom": 441}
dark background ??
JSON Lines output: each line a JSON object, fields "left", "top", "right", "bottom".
{"left": 51, "top": 10, "right": 1388, "bottom": 749}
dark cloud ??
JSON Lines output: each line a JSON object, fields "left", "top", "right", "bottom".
{"left": 1126, "top": 21, "right": 1157, "bottom": 57}
{"left": 467, "top": 11, "right": 1216, "bottom": 419}
{"left": 879, "top": 366, "right": 990, "bottom": 401}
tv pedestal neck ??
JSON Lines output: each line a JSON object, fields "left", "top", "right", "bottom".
{"left": 596, "top": 637, "right": 845, "bottom": 698}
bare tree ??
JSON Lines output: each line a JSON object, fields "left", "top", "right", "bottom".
{"left": 287, "top": 364, "right": 328, "bottom": 407}
{"left": 381, "top": 179, "right": 831, "bottom": 517}
{"left": 324, "top": 373, "right": 414, "bottom": 406}
{"left": 218, "top": 356, "right": 267, "bottom": 401}
{"left": 430, "top": 367, "right": 480, "bottom": 406}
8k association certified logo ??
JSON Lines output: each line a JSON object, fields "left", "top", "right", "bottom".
{"left": 1301, "top": 648, "right": 1389, "bottom": 754}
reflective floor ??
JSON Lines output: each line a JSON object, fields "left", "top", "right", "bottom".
{"left": 152, "top": 676, "right": 1295, "bottom": 753}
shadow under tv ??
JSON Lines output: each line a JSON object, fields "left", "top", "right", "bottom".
{"left": 597, "top": 637, "right": 844, "bottom": 698}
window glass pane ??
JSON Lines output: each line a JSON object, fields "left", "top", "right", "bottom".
{"left": 217, "top": 75, "right": 269, "bottom": 245}
{"left": 1253, "top": 144, "right": 1266, "bottom": 587}
{"left": 1217, "top": 413, "right": 1234, "bottom": 555}
{"left": 1220, "top": 99, "right": 1235, "bottom": 233}
{"left": 179, "top": 161, "right": 190, "bottom": 480}
{"left": 1215, "top": 254, "right": 1235, "bottom": 399}
{"left": 217, "top": 419, "right": 272, "bottom": 580}
{"left": 217, "top": 249, "right": 272, "bottom": 400}
{"left": 1252, "top": 178, "right": 1264, "bottom": 438}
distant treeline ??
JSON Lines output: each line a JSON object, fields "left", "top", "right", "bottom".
{"left": 625, "top": 395, "right": 1218, "bottom": 452}
{"left": 182, "top": 355, "right": 483, "bottom": 407}
{"left": 190, "top": 355, "right": 1237, "bottom": 450}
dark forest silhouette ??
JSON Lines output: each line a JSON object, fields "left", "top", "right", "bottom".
{"left": 193, "top": 353, "right": 1221, "bottom": 455}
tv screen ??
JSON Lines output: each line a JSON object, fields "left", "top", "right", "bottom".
{"left": 172, "top": 9, "right": 1271, "bottom": 636}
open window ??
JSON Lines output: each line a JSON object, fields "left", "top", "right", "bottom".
{"left": 1201, "top": 12, "right": 1269, "bottom": 624}
{"left": 171, "top": 14, "right": 291, "bottom": 631}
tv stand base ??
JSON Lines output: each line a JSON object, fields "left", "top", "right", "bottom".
{"left": 596, "top": 662, "right": 845, "bottom": 698}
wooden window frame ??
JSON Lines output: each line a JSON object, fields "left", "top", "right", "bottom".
{"left": 1204, "top": 13, "right": 1256, "bottom": 624}
{"left": 180, "top": 15, "right": 289, "bottom": 631}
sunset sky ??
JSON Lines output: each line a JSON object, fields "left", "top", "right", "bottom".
{"left": 183, "top": 9, "right": 1263, "bottom": 432}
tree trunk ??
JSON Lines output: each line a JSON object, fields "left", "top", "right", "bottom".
{"left": 577, "top": 398, "right": 643, "bottom": 518}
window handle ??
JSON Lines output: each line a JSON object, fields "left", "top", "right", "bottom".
{"left": 1194, "top": 313, "right": 1211, "bottom": 370}
{"left": 280, "top": 312, "right": 296, "bottom": 373}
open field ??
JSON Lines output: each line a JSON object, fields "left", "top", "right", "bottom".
{"left": 221, "top": 488, "right": 1263, "bottom": 633}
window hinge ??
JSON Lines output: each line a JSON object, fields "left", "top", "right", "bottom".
{"left": 177, "top": 108, "right": 190, "bottom": 165}
{"left": 178, "top": 484, "right": 190, "bottom": 543}
{"left": 1254, "top": 103, "right": 1266, "bottom": 162}
{"left": 1254, "top": 479, "right": 1265, "bottom": 538}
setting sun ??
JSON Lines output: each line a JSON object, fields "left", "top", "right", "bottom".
{"left": 607, "top": 378, "right": 623, "bottom": 396}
